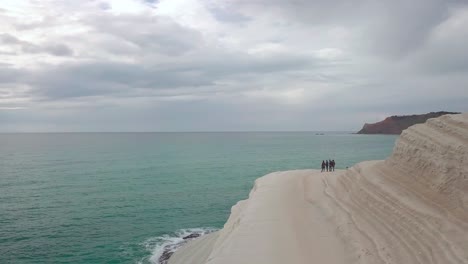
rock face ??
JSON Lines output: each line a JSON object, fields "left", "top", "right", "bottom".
{"left": 333, "top": 113, "right": 468, "bottom": 264}
{"left": 385, "top": 113, "right": 468, "bottom": 215}
{"left": 357, "top": 111, "right": 460, "bottom": 134}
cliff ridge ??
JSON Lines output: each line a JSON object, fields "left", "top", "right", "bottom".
{"left": 357, "top": 111, "right": 460, "bottom": 134}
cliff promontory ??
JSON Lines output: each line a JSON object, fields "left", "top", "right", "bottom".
{"left": 357, "top": 111, "right": 459, "bottom": 134}
{"left": 167, "top": 113, "right": 468, "bottom": 264}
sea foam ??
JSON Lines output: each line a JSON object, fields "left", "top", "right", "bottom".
{"left": 139, "top": 228, "right": 217, "bottom": 264}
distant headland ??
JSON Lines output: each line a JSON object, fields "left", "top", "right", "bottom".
{"left": 357, "top": 111, "right": 460, "bottom": 134}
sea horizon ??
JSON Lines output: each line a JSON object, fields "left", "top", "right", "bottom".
{"left": 0, "top": 130, "right": 357, "bottom": 133}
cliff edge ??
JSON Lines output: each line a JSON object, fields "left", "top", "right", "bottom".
{"left": 169, "top": 113, "right": 468, "bottom": 264}
{"left": 357, "top": 111, "right": 460, "bottom": 134}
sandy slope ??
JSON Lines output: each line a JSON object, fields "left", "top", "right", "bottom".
{"left": 169, "top": 113, "right": 468, "bottom": 264}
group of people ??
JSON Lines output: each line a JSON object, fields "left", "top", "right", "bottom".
{"left": 321, "top": 159, "right": 336, "bottom": 172}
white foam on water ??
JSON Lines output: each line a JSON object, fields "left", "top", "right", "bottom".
{"left": 139, "top": 227, "right": 217, "bottom": 264}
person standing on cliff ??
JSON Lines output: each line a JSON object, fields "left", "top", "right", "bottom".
{"left": 325, "top": 160, "right": 329, "bottom": 172}
{"left": 321, "top": 160, "right": 325, "bottom": 172}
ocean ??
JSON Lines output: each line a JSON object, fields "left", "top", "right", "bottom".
{"left": 0, "top": 132, "right": 398, "bottom": 263}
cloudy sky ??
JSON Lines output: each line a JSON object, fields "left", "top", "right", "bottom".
{"left": 0, "top": 0, "right": 467, "bottom": 132}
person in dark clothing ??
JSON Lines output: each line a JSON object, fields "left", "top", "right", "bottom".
{"left": 332, "top": 160, "right": 335, "bottom": 171}
{"left": 325, "top": 160, "right": 329, "bottom": 172}
{"left": 321, "top": 160, "right": 325, "bottom": 172}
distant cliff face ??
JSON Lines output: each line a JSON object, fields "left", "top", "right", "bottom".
{"left": 357, "top": 111, "right": 460, "bottom": 134}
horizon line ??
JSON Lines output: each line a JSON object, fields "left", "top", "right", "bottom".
{"left": 0, "top": 130, "right": 358, "bottom": 134}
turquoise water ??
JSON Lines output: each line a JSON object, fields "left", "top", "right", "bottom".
{"left": 0, "top": 132, "right": 397, "bottom": 263}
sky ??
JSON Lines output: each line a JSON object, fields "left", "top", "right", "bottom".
{"left": 0, "top": 0, "right": 467, "bottom": 132}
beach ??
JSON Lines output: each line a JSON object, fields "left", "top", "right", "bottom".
{"left": 169, "top": 113, "right": 468, "bottom": 264}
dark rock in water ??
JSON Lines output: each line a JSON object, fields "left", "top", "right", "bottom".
{"left": 183, "top": 233, "right": 200, "bottom": 240}
{"left": 158, "top": 232, "right": 203, "bottom": 264}
{"left": 159, "top": 231, "right": 213, "bottom": 264}
{"left": 158, "top": 248, "right": 174, "bottom": 264}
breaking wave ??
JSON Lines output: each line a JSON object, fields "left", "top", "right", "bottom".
{"left": 139, "top": 228, "right": 217, "bottom": 264}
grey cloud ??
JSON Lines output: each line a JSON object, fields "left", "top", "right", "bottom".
{"left": 22, "top": 42, "right": 73, "bottom": 56}
{"left": 85, "top": 14, "right": 202, "bottom": 56}
{"left": 42, "top": 44, "right": 74, "bottom": 56}
{"left": 0, "top": 33, "right": 73, "bottom": 56}
{"left": 189, "top": 53, "right": 319, "bottom": 77}
{"left": 236, "top": 0, "right": 466, "bottom": 58}
{"left": 26, "top": 48, "right": 323, "bottom": 100}
{"left": 412, "top": 15, "right": 468, "bottom": 74}
{"left": 28, "top": 62, "right": 213, "bottom": 99}
{"left": 3, "top": 3, "right": 338, "bottom": 102}
{"left": 14, "top": 16, "right": 57, "bottom": 31}
{"left": 208, "top": 6, "right": 251, "bottom": 24}
{"left": 0, "top": 64, "right": 27, "bottom": 84}
{"left": 0, "top": 33, "right": 21, "bottom": 44}
{"left": 98, "top": 2, "right": 111, "bottom": 10}
{"left": 366, "top": 0, "right": 452, "bottom": 58}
